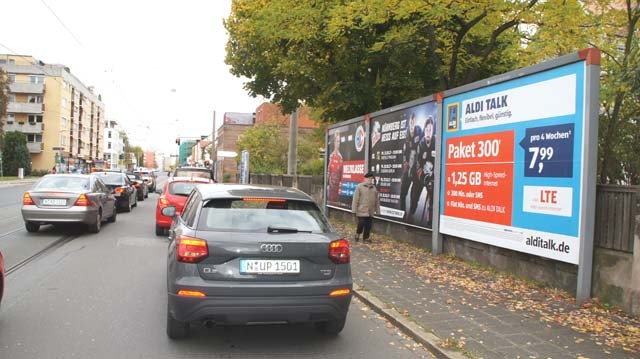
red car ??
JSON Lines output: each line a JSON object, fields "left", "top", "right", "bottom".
{"left": 0, "top": 249, "right": 4, "bottom": 307}
{"left": 155, "top": 177, "right": 211, "bottom": 235}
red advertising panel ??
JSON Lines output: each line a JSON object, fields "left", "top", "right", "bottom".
{"left": 443, "top": 130, "right": 515, "bottom": 226}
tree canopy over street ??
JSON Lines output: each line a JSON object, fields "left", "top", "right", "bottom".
{"left": 225, "top": 0, "right": 639, "bottom": 184}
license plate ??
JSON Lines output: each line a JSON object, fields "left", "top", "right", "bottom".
{"left": 240, "top": 259, "right": 300, "bottom": 274}
{"left": 42, "top": 198, "right": 67, "bottom": 206}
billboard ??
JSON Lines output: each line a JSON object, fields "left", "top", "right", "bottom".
{"left": 369, "top": 102, "right": 437, "bottom": 228}
{"left": 440, "top": 61, "right": 589, "bottom": 264}
{"left": 326, "top": 120, "right": 367, "bottom": 210}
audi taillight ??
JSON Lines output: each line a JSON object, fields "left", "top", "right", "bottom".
{"left": 329, "top": 239, "right": 350, "bottom": 264}
{"left": 177, "top": 236, "right": 208, "bottom": 263}
{"left": 23, "top": 193, "right": 35, "bottom": 205}
{"left": 133, "top": 182, "right": 140, "bottom": 188}
{"left": 74, "top": 194, "right": 91, "bottom": 206}
{"left": 115, "top": 187, "right": 125, "bottom": 194}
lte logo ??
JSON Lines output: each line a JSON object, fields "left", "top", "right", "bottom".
{"left": 539, "top": 189, "right": 558, "bottom": 204}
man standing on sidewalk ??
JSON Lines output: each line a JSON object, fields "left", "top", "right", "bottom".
{"left": 352, "top": 172, "right": 380, "bottom": 243}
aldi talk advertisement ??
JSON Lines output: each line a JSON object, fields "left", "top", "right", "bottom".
{"left": 439, "top": 60, "right": 592, "bottom": 264}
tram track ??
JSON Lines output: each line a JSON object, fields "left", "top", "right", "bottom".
{"left": 5, "top": 234, "right": 79, "bottom": 276}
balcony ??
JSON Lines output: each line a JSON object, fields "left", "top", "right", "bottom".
{"left": 27, "top": 142, "right": 43, "bottom": 153}
{"left": 8, "top": 102, "right": 43, "bottom": 114}
{"left": 9, "top": 82, "right": 45, "bottom": 94}
{"left": 3, "top": 122, "right": 43, "bottom": 134}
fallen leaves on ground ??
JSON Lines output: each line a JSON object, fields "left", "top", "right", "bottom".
{"left": 331, "top": 220, "right": 640, "bottom": 353}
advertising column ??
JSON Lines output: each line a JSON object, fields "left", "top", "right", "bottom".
{"left": 326, "top": 120, "right": 367, "bottom": 211}
{"left": 440, "top": 60, "right": 592, "bottom": 265}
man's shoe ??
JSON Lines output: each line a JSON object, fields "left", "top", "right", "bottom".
{"left": 354, "top": 234, "right": 360, "bottom": 242}
{"left": 364, "top": 238, "right": 372, "bottom": 244}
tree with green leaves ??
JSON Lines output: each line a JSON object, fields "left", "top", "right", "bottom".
{"left": 226, "top": 0, "right": 640, "bottom": 184}
{"left": 2, "top": 131, "right": 31, "bottom": 176}
{"left": 236, "top": 120, "right": 325, "bottom": 175}
{"left": 225, "top": 0, "right": 543, "bottom": 123}
{"left": 591, "top": 0, "right": 639, "bottom": 184}
{"left": 236, "top": 121, "right": 288, "bottom": 174}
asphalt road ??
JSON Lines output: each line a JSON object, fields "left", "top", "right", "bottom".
{"left": 0, "top": 177, "right": 434, "bottom": 358}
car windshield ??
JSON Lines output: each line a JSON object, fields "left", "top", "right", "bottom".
{"left": 174, "top": 169, "right": 211, "bottom": 179}
{"left": 34, "top": 176, "right": 90, "bottom": 192}
{"left": 168, "top": 182, "right": 200, "bottom": 196}
{"left": 96, "top": 173, "right": 125, "bottom": 186}
{"left": 127, "top": 174, "right": 141, "bottom": 181}
{"left": 197, "top": 198, "right": 330, "bottom": 233}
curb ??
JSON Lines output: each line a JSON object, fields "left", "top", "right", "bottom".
{"left": 353, "top": 284, "right": 467, "bottom": 359}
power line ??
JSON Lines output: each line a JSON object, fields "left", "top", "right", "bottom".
{"left": 39, "top": 0, "right": 84, "bottom": 47}
{"left": 0, "top": 42, "right": 18, "bottom": 55}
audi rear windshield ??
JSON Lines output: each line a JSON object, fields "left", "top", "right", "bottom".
{"left": 197, "top": 198, "right": 330, "bottom": 233}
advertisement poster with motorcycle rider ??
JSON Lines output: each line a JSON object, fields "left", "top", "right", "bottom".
{"left": 326, "top": 120, "right": 367, "bottom": 211}
{"left": 369, "top": 102, "right": 437, "bottom": 229}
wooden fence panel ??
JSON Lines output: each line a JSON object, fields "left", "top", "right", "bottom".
{"left": 594, "top": 185, "right": 638, "bottom": 253}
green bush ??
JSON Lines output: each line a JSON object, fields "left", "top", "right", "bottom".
{"left": 1, "top": 132, "right": 31, "bottom": 176}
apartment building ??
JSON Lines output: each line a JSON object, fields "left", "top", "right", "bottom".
{"left": 103, "top": 120, "right": 124, "bottom": 169}
{"left": 1, "top": 54, "right": 105, "bottom": 172}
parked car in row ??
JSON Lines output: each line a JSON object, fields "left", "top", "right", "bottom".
{"left": 21, "top": 174, "right": 117, "bottom": 233}
{"left": 155, "top": 176, "right": 210, "bottom": 236}
{"left": 127, "top": 172, "right": 149, "bottom": 201}
{"left": 0, "top": 249, "right": 4, "bottom": 308}
{"left": 94, "top": 171, "right": 138, "bottom": 212}
{"left": 164, "top": 184, "right": 352, "bottom": 339}
{"left": 135, "top": 169, "right": 157, "bottom": 192}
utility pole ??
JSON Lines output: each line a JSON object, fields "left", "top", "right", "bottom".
{"left": 287, "top": 108, "right": 299, "bottom": 176}
{"left": 211, "top": 110, "right": 217, "bottom": 180}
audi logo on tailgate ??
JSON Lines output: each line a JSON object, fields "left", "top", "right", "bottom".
{"left": 260, "top": 244, "right": 283, "bottom": 253}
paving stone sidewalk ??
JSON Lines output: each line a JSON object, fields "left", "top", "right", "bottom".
{"left": 347, "top": 235, "right": 638, "bottom": 359}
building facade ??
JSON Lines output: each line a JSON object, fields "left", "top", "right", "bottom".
{"left": 103, "top": 120, "right": 124, "bottom": 169}
{"left": 214, "top": 112, "right": 255, "bottom": 182}
{"left": 1, "top": 54, "right": 106, "bottom": 173}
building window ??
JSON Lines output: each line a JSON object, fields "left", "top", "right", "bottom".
{"left": 29, "top": 75, "right": 45, "bottom": 84}
{"left": 7, "top": 114, "right": 15, "bottom": 123}
{"left": 27, "top": 134, "right": 41, "bottom": 142}
{"left": 8, "top": 74, "right": 15, "bottom": 83}
{"left": 60, "top": 135, "right": 66, "bottom": 146}
{"left": 28, "top": 95, "right": 43, "bottom": 103}
{"left": 8, "top": 94, "right": 15, "bottom": 102}
{"left": 62, "top": 98, "right": 67, "bottom": 107}
{"left": 108, "top": 131, "right": 112, "bottom": 138}
{"left": 61, "top": 117, "right": 67, "bottom": 127}
{"left": 108, "top": 143, "right": 112, "bottom": 149}
{"left": 28, "top": 115, "right": 43, "bottom": 123}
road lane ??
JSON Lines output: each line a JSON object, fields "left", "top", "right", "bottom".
{"left": 0, "top": 186, "right": 434, "bottom": 358}
{"left": 0, "top": 184, "right": 67, "bottom": 270}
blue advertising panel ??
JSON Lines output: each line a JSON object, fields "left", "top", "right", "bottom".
{"left": 439, "top": 61, "right": 587, "bottom": 264}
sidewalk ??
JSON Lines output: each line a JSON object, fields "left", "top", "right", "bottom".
{"left": 332, "top": 221, "right": 640, "bottom": 359}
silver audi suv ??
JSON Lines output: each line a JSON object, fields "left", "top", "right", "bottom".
{"left": 164, "top": 184, "right": 352, "bottom": 339}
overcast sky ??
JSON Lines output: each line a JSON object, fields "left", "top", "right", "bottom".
{"left": 0, "top": 0, "right": 265, "bottom": 154}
